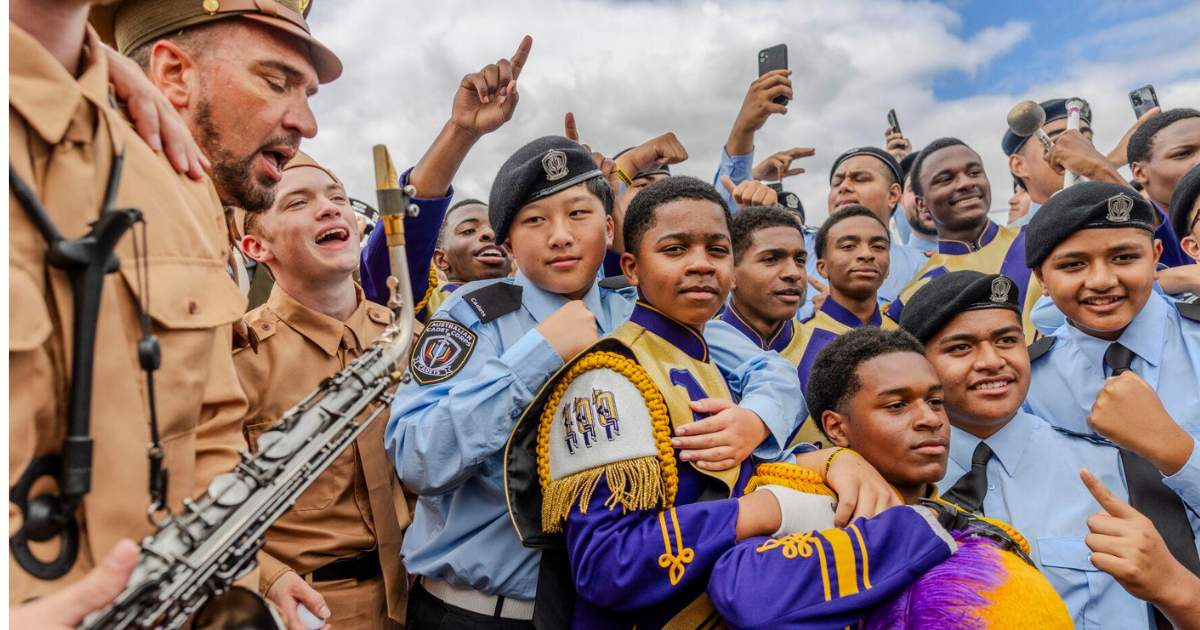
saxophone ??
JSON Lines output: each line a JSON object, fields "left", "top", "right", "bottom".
{"left": 80, "top": 146, "right": 418, "bottom": 630}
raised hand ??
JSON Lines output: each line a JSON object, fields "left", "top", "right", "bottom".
{"left": 721, "top": 175, "right": 778, "bottom": 209}
{"left": 727, "top": 70, "right": 792, "bottom": 155}
{"left": 452, "top": 35, "right": 533, "bottom": 137}
{"left": 751, "top": 147, "right": 816, "bottom": 182}
{"left": 614, "top": 132, "right": 689, "bottom": 179}
{"left": 563, "top": 112, "right": 622, "bottom": 193}
{"left": 884, "top": 127, "right": 913, "bottom": 161}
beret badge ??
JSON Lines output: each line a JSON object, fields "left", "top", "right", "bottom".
{"left": 1106, "top": 194, "right": 1134, "bottom": 223}
{"left": 990, "top": 276, "right": 1012, "bottom": 304}
{"left": 542, "top": 150, "right": 569, "bottom": 182}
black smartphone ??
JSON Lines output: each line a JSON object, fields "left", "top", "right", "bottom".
{"left": 1129, "top": 85, "right": 1159, "bottom": 118}
{"left": 887, "top": 109, "right": 902, "bottom": 135}
{"left": 758, "top": 44, "right": 789, "bottom": 106}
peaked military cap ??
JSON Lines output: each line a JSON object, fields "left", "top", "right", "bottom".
{"left": 489, "top": 136, "right": 604, "bottom": 245}
{"left": 899, "top": 271, "right": 1021, "bottom": 343}
{"left": 92, "top": 0, "right": 342, "bottom": 83}
{"left": 1025, "top": 181, "right": 1155, "bottom": 269}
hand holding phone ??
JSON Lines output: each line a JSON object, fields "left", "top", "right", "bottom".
{"left": 758, "top": 44, "right": 789, "bottom": 106}
{"left": 887, "top": 109, "right": 902, "bottom": 134}
{"left": 1129, "top": 85, "right": 1159, "bottom": 119}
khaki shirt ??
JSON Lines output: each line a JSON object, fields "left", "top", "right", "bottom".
{"left": 8, "top": 24, "right": 249, "bottom": 602}
{"left": 234, "top": 283, "right": 411, "bottom": 622}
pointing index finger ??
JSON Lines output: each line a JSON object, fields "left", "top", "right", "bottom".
{"left": 1080, "top": 468, "right": 1135, "bottom": 518}
{"left": 510, "top": 35, "right": 533, "bottom": 79}
{"left": 564, "top": 112, "right": 580, "bottom": 142}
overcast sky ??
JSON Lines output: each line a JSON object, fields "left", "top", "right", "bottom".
{"left": 302, "top": 0, "right": 1200, "bottom": 225}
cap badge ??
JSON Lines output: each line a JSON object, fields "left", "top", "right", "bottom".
{"left": 1107, "top": 194, "right": 1134, "bottom": 223}
{"left": 542, "top": 150, "right": 569, "bottom": 182}
{"left": 990, "top": 276, "right": 1012, "bottom": 303}
{"left": 202, "top": 0, "right": 220, "bottom": 14}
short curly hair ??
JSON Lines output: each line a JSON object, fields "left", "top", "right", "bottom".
{"left": 813, "top": 205, "right": 888, "bottom": 260}
{"left": 623, "top": 176, "right": 731, "bottom": 256}
{"left": 730, "top": 205, "right": 804, "bottom": 263}
{"left": 805, "top": 327, "right": 926, "bottom": 438}
{"left": 910, "top": 137, "right": 971, "bottom": 198}
{"left": 1127, "top": 108, "right": 1200, "bottom": 165}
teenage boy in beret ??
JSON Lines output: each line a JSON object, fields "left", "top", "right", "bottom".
{"left": 385, "top": 141, "right": 803, "bottom": 627}
{"left": 1022, "top": 181, "right": 1200, "bottom": 605}
{"left": 709, "top": 327, "right": 1070, "bottom": 629}
{"left": 503, "top": 176, "right": 899, "bottom": 628}
{"left": 901, "top": 270, "right": 1195, "bottom": 628}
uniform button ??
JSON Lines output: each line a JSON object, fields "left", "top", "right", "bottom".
{"left": 261, "top": 322, "right": 273, "bottom": 331}
{"left": 187, "top": 300, "right": 199, "bottom": 315}
{"left": 987, "top": 483, "right": 995, "bottom": 491}
{"left": 511, "top": 410, "right": 520, "bottom": 419}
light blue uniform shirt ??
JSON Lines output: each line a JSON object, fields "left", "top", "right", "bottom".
{"left": 1011, "top": 200, "right": 1041, "bottom": 227}
{"left": 385, "top": 272, "right": 804, "bottom": 598}
{"left": 1025, "top": 292, "right": 1200, "bottom": 543}
{"left": 938, "top": 412, "right": 1156, "bottom": 629}
{"left": 714, "top": 149, "right": 924, "bottom": 319}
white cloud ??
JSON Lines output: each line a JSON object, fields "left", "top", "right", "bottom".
{"left": 302, "top": 0, "right": 1198, "bottom": 225}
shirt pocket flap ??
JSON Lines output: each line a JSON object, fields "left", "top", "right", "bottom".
{"left": 10, "top": 266, "right": 52, "bottom": 352}
{"left": 1037, "top": 537, "right": 1098, "bottom": 571}
{"left": 121, "top": 259, "right": 246, "bottom": 330}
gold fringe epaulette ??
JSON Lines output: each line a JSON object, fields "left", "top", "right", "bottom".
{"left": 414, "top": 263, "right": 439, "bottom": 315}
{"left": 537, "top": 351, "right": 677, "bottom": 532}
{"left": 745, "top": 462, "right": 835, "bottom": 498}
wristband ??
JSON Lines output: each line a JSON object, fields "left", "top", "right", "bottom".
{"left": 824, "top": 447, "right": 856, "bottom": 478}
{"left": 615, "top": 164, "right": 634, "bottom": 187}
{"left": 759, "top": 485, "right": 837, "bottom": 536}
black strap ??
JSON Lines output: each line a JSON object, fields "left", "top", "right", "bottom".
{"left": 311, "top": 550, "right": 381, "bottom": 583}
{"left": 462, "top": 282, "right": 524, "bottom": 324}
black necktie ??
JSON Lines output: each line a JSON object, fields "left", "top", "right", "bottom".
{"left": 1105, "top": 342, "right": 1200, "bottom": 630}
{"left": 944, "top": 442, "right": 993, "bottom": 514}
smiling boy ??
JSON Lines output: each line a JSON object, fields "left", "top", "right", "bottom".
{"left": 504, "top": 176, "right": 899, "bottom": 628}
{"left": 385, "top": 142, "right": 803, "bottom": 627}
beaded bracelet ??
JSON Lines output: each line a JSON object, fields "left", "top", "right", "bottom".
{"left": 823, "top": 447, "right": 857, "bottom": 478}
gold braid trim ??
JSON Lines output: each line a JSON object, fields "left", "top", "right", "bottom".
{"left": 414, "top": 263, "right": 439, "bottom": 315}
{"left": 745, "top": 462, "right": 836, "bottom": 497}
{"left": 932, "top": 496, "right": 1031, "bottom": 556}
{"left": 537, "top": 351, "right": 678, "bottom": 533}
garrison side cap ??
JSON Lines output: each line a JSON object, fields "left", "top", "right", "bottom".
{"left": 92, "top": 0, "right": 342, "bottom": 84}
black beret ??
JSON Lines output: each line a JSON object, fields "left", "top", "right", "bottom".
{"left": 489, "top": 136, "right": 603, "bottom": 245}
{"left": 1002, "top": 98, "right": 1092, "bottom": 156}
{"left": 1025, "top": 181, "right": 1155, "bottom": 269}
{"left": 899, "top": 271, "right": 1021, "bottom": 343}
{"left": 829, "top": 147, "right": 902, "bottom": 185}
{"left": 612, "top": 146, "right": 672, "bottom": 179}
{"left": 1169, "top": 163, "right": 1200, "bottom": 242}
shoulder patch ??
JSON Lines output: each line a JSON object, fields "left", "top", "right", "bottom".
{"left": 410, "top": 319, "right": 477, "bottom": 385}
{"left": 539, "top": 351, "right": 675, "bottom": 533}
{"left": 462, "top": 282, "right": 523, "bottom": 324}
{"left": 1049, "top": 425, "right": 1116, "bottom": 448}
{"left": 1027, "top": 335, "right": 1056, "bottom": 362}
{"left": 598, "top": 275, "right": 631, "bottom": 290}
{"left": 1177, "top": 300, "right": 1200, "bottom": 323}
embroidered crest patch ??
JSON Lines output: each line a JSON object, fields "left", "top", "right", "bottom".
{"left": 547, "top": 368, "right": 658, "bottom": 480}
{"left": 542, "top": 149, "right": 569, "bottom": 181}
{"left": 411, "top": 320, "right": 477, "bottom": 385}
{"left": 990, "top": 276, "right": 1012, "bottom": 303}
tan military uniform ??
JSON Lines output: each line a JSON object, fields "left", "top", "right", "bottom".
{"left": 8, "top": 24, "right": 249, "bottom": 602}
{"left": 235, "top": 283, "right": 411, "bottom": 629}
